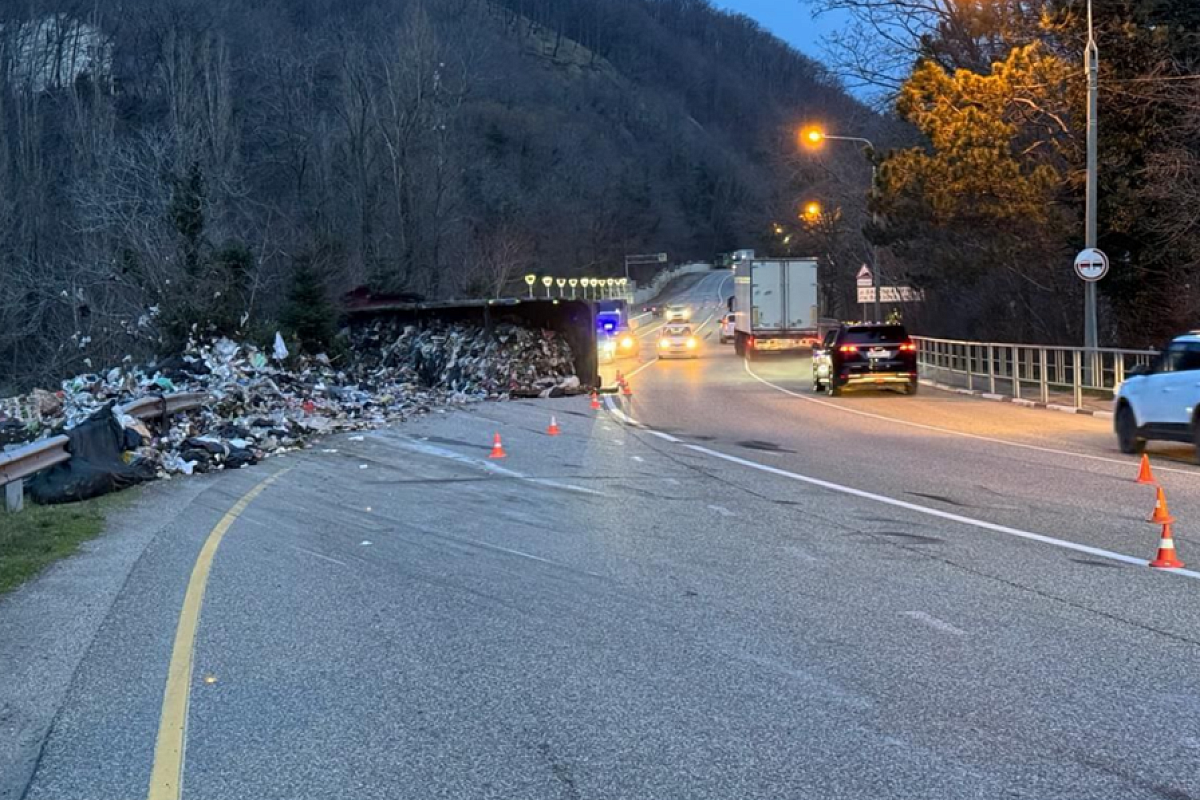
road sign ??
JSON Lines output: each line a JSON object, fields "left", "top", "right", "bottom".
{"left": 856, "top": 265, "right": 873, "bottom": 287}
{"left": 858, "top": 286, "right": 924, "bottom": 304}
{"left": 1074, "top": 248, "right": 1109, "bottom": 282}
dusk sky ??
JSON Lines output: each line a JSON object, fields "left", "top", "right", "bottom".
{"left": 712, "top": 0, "right": 851, "bottom": 65}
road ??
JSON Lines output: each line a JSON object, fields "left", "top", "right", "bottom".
{"left": 9, "top": 269, "right": 1200, "bottom": 799}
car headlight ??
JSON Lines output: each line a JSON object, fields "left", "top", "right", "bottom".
{"left": 686, "top": 338, "right": 697, "bottom": 349}
{"left": 620, "top": 336, "right": 635, "bottom": 349}
{"left": 658, "top": 339, "right": 669, "bottom": 348}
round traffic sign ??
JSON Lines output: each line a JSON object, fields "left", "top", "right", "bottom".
{"left": 1074, "top": 248, "right": 1109, "bottom": 282}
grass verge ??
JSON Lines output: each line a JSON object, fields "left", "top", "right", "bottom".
{"left": 0, "top": 494, "right": 126, "bottom": 596}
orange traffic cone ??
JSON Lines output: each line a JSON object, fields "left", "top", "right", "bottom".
{"left": 1148, "top": 486, "right": 1175, "bottom": 525}
{"left": 615, "top": 370, "right": 624, "bottom": 385}
{"left": 1150, "top": 523, "right": 1185, "bottom": 569}
{"left": 547, "top": 416, "right": 561, "bottom": 436}
{"left": 488, "top": 433, "right": 507, "bottom": 459}
{"left": 590, "top": 391, "right": 601, "bottom": 410}
{"left": 621, "top": 378, "right": 633, "bottom": 397}
{"left": 1136, "top": 454, "right": 1156, "bottom": 485}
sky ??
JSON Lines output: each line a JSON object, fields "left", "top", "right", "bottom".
{"left": 712, "top": 1, "right": 850, "bottom": 65}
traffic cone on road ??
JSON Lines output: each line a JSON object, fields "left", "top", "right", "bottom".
{"left": 1150, "top": 523, "right": 1185, "bottom": 569}
{"left": 547, "top": 416, "right": 561, "bottom": 436}
{"left": 1136, "top": 454, "right": 1156, "bottom": 485}
{"left": 1148, "top": 486, "right": 1175, "bottom": 525}
{"left": 488, "top": 433, "right": 507, "bottom": 459}
{"left": 621, "top": 378, "right": 633, "bottom": 397}
{"left": 615, "top": 370, "right": 624, "bottom": 385}
{"left": 590, "top": 391, "right": 602, "bottom": 410}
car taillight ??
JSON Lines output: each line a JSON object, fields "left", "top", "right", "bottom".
{"left": 839, "top": 345, "right": 858, "bottom": 353}
{"left": 899, "top": 342, "right": 917, "bottom": 352}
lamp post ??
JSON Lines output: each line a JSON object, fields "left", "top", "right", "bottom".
{"left": 524, "top": 274, "right": 537, "bottom": 299}
{"left": 802, "top": 126, "right": 882, "bottom": 323}
{"left": 556, "top": 278, "right": 566, "bottom": 298}
{"left": 541, "top": 276, "right": 553, "bottom": 299}
{"left": 569, "top": 278, "right": 578, "bottom": 299}
{"left": 606, "top": 278, "right": 615, "bottom": 299}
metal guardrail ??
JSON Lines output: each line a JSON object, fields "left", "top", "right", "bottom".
{"left": 0, "top": 391, "right": 207, "bottom": 512}
{"left": 913, "top": 336, "right": 1157, "bottom": 410}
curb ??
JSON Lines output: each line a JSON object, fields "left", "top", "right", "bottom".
{"left": 917, "top": 378, "right": 1113, "bottom": 419}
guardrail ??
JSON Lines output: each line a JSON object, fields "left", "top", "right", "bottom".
{"left": 913, "top": 337, "right": 1157, "bottom": 411}
{"left": 0, "top": 391, "right": 207, "bottom": 512}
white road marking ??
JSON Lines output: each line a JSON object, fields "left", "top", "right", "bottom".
{"left": 631, "top": 456, "right": 645, "bottom": 462}
{"left": 627, "top": 358, "right": 659, "bottom": 378}
{"left": 396, "top": 439, "right": 606, "bottom": 496}
{"left": 457, "top": 537, "right": 603, "bottom": 576}
{"left": 292, "top": 546, "right": 349, "bottom": 567}
{"left": 683, "top": 442, "right": 1200, "bottom": 579}
{"left": 903, "top": 611, "right": 967, "bottom": 636}
{"left": 708, "top": 504, "right": 736, "bottom": 517}
{"left": 741, "top": 360, "right": 1200, "bottom": 478}
{"left": 647, "top": 430, "right": 679, "bottom": 442}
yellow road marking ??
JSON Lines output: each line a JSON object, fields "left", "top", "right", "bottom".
{"left": 147, "top": 472, "right": 283, "bottom": 800}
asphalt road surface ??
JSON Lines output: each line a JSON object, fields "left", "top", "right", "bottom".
{"left": 8, "top": 269, "right": 1200, "bottom": 799}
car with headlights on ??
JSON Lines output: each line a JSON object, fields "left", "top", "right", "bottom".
{"left": 657, "top": 324, "right": 700, "bottom": 359}
{"left": 664, "top": 303, "right": 692, "bottom": 322}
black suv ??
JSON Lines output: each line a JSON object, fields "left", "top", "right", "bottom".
{"left": 822, "top": 323, "right": 919, "bottom": 396}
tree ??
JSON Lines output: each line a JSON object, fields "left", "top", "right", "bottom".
{"left": 282, "top": 257, "right": 337, "bottom": 353}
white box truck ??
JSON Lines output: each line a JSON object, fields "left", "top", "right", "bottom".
{"left": 732, "top": 258, "right": 819, "bottom": 359}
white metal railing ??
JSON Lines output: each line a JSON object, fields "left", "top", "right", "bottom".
{"left": 913, "top": 337, "right": 1157, "bottom": 410}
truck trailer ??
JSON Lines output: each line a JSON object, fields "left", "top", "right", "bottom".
{"left": 732, "top": 258, "right": 819, "bottom": 359}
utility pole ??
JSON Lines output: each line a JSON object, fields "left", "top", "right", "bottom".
{"left": 1084, "top": 0, "right": 1100, "bottom": 363}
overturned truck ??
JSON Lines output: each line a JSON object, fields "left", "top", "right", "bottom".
{"left": 343, "top": 292, "right": 600, "bottom": 395}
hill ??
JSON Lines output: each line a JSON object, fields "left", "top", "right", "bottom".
{"left": 0, "top": 0, "right": 879, "bottom": 389}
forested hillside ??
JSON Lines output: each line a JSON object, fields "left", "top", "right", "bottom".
{"left": 0, "top": 0, "right": 876, "bottom": 390}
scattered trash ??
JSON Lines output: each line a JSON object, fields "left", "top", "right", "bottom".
{"left": 4, "top": 319, "right": 579, "bottom": 496}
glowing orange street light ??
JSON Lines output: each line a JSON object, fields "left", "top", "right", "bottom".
{"left": 801, "top": 126, "right": 825, "bottom": 146}
{"left": 802, "top": 201, "right": 822, "bottom": 219}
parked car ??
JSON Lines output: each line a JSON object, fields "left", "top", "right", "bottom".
{"left": 821, "top": 323, "right": 918, "bottom": 396}
{"left": 1114, "top": 333, "right": 1200, "bottom": 453}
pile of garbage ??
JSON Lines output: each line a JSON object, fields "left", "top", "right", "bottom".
{"left": 1, "top": 320, "right": 580, "bottom": 500}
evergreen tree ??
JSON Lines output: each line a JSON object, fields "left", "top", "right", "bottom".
{"left": 282, "top": 259, "right": 337, "bottom": 353}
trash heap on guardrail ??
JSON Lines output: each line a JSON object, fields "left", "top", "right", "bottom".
{"left": 1, "top": 320, "right": 579, "bottom": 485}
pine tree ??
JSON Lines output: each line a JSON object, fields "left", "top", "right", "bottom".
{"left": 282, "top": 259, "right": 337, "bottom": 353}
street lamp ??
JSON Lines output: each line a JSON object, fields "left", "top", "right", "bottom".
{"left": 801, "top": 125, "right": 883, "bottom": 322}
{"left": 556, "top": 277, "right": 566, "bottom": 298}
{"left": 524, "top": 274, "right": 537, "bottom": 299}
{"left": 568, "top": 278, "right": 578, "bottom": 299}
{"left": 541, "top": 276, "right": 553, "bottom": 299}
{"left": 606, "top": 278, "right": 615, "bottom": 299}
{"left": 580, "top": 278, "right": 591, "bottom": 299}
{"left": 802, "top": 201, "right": 822, "bottom": 221}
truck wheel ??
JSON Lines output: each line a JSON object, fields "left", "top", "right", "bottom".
{"left": 827, "top": 379, "right": 842, "bottom": 398}
{"left": 734, "top": 333, "right": 745, "bottom": 357}
{"left": 906, "top": 379, "right": 920, "bottom": 396}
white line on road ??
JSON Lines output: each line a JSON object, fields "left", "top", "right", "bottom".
{"left": 903, "top": 611, "right": 967, "bottom": 636}
{"left": 396, "top": 439, "right": 606, "bottom": 496}
{"left": 742, "top": 360, "right": 1200, "bottom": 479}
{"left": 292, "top": 546, "right": 350, "bottom": 567}
{"left": 631, "top": 456, "right": 644, "bottom": 462}
{"left": 627, "top": 358, "right": 659, "bottom": 378}
{"left": 683, "top": 442, "right": 1200, "bottom": 579}
{"left": 602, "top": 365, "right": 1200, "bottom": 579}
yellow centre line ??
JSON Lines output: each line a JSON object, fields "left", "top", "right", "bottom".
{"left": 147, "top": 471, "right": 285, "bottom": 800}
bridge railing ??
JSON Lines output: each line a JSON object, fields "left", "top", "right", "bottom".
{"left": 912, "top": 337, "right": 1157, "bottom": 411}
